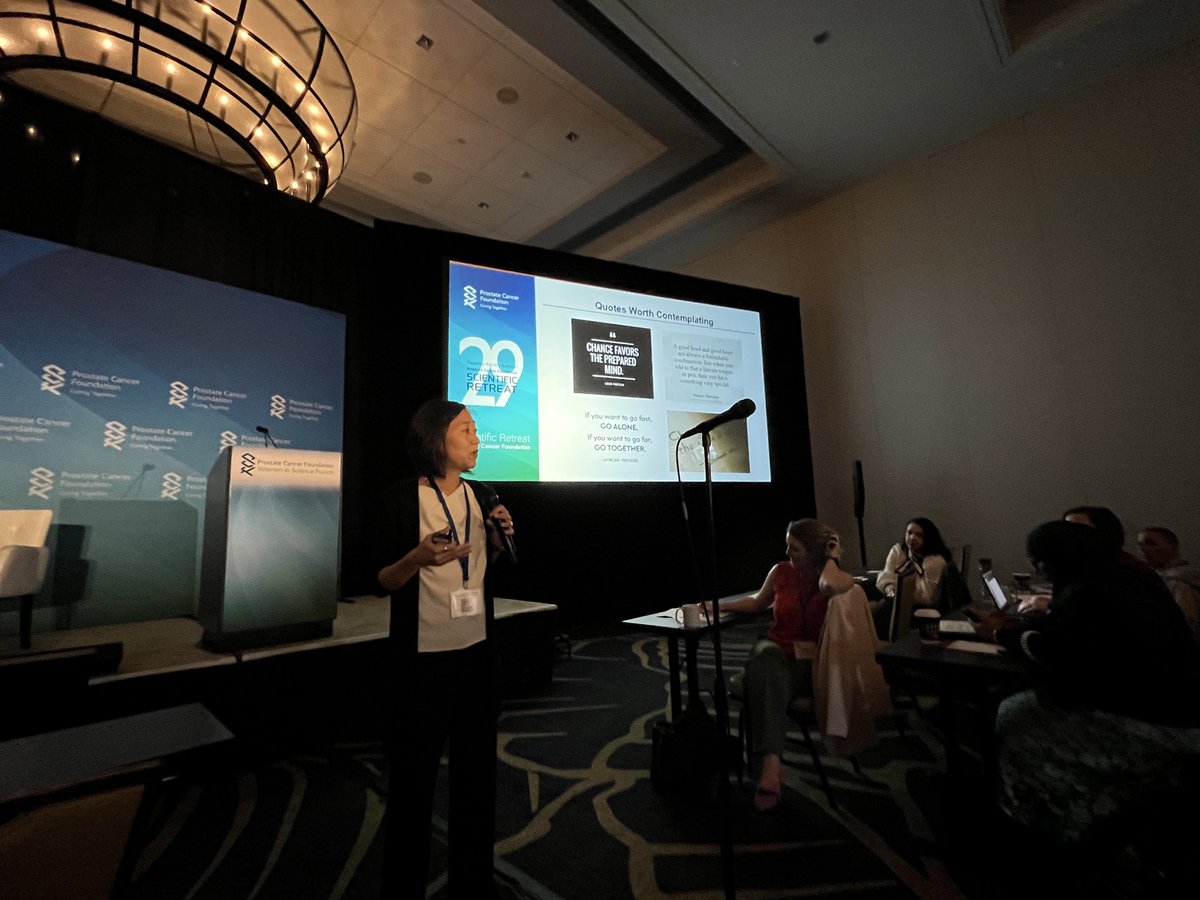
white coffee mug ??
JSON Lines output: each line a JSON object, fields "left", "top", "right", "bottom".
{"left": 675, "top": 603, "right": 702, "bottom": 628}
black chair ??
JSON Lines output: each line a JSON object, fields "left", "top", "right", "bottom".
{"left": 728, "top": 672, "right": 838, "bottom": 808}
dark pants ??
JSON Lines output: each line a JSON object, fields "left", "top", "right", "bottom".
{"left": 382, "top": 640, "right": 499, "bottom": 899}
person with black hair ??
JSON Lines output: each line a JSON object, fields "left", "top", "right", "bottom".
{"left": 1062, "top": 504, "right": 1172, "bottom": 605}
{"left": 373, "top": 399, "right": 515, "bottom": 900}
{"left": 972, "top": 520, "right": 1200, "bottom": 845}
{"left": 876, "top": 517, "right": 953, "bottom": 608}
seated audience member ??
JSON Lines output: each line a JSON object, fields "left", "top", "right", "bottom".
{"left": 873, "top": 518, "right": 954, "bottom": 634}
{"left": 973, "top": 520, "right": 1200, "bottom": 845}
{"left": 701, "top": 519, "right": 837, "bottom": 812}
{"left": 1138, "top": 526, "right": 1200, "bottom": 643}
{"left": 1063, "top": 505, "right": 1172, "bottom": 603}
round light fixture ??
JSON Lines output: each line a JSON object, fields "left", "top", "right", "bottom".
{"left": 0, "top": 0, "right": 357, "bottom": 203}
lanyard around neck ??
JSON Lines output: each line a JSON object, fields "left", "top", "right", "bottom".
{"left": 429, "top": 477, "right": 471, "bottom": 586}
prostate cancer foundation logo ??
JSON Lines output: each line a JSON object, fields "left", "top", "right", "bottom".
{"left": 269, "top": 394, "right": 286, "bottom": 420}
{"left": 219, "top": 430, "right": 238, "bottom": 450}
{"left": 240, "top": 452, "right": 256, "bottom": 476}
{"left": 41, "top": 363, "right": 66, "bottom": 395}
{"left": 160, "top": 471, "right": 182, "bottom": 500}
{"left": 463, "top": 285, "right": 477, "bottom": 309}
{"left": 168, "top": 381, "right": 189, "bottom": 409}
{"left": 29, "top": 466, "right": 55, "bottom": 499}
{"left": 103, "top": 420, "right": 127, "bottom": 450}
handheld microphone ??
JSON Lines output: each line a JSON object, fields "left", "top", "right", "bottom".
{"left": 255, "top": 425, "right": 277, "bottom": 448}
{"left": 678, "top": 398, "right": 757, "bottom": 440}
{"left": 475, "top": 482, "right": 518, "bottom": 565}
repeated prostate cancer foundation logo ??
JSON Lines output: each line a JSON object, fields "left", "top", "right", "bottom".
{"left": 269, "top": 394, "right": 286, "bottom": 420}
{"left": 103, "top": 420, "right": 127, "bottom": 450}
{"left": 219, "top": 430, "right": 238, "bottom": 450}
{"left": 160, "top": 471, "right": 182, "bottom": 500}
{"left": 29, "top": 466, "right": 55, "bottom": 499}
{"left": 168, "top": 381, "right": 189, "bottom": 409}
{"left": 41, "top": 363, "right": 66, "bottom": 395}
{"left": 463, "top": 285, "right": 477, "bottom": 309}
{"left": 240, "top": 452, "right": 256, "bottom": 476}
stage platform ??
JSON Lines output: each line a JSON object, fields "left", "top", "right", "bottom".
{"left": 0, "top": 596, "right": 559, "bottom": 744}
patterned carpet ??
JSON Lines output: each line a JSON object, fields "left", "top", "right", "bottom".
{"left": 126, "top": 620, "right": 1022, "bottom": 899}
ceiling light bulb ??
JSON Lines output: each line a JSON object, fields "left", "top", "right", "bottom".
{"left": 200, "top": 4, "right": 211, "bottom": 15}
{"left": 313, "top": 124, "right": 327, "bottom": 137}
{"left": 265, "top": 154, "right": 277, "bottom": 166}
{"left": 219, "top": 94, "right": 229, "bottom": 106}
{"left": 254, "top": 125, "right": 264, "bottom": 138}
{"left": 71, "top": 151, "right": 81, "bottom": 164}
{"left": 0, "top": 36, "right": 9, "bottom": 50}
{"left": 238, "top": 28, "right": 249, "bottom": 40}
{"left": 290, "top": 180, "right": 299, "bottom": 189}
{"left": 101, "top": 38, "right": 114, "bottom": 51}
{"left": 166, "top": 62, "right": 178, "bottom": 74}
{"left": 26, "top": 125, "right": 38, "bottom": 138}
{"left": 37, "top": 27, "right": 51, "bottom": 40}
{"left": 304, "top": 171, "right": 314, "bottom": 181}
{"left": 271, "top": 55, "right": 281, "bottom": 68}
{"left": 294, "top": 81, "right": 305, "bottom": 94}
{"left": 307, "top": 103, "right": 319, "bottom": 115}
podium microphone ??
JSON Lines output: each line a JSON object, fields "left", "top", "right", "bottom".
{"left": 255, "top": 425, "right": 278, "bottom": 448}
{"left": 475, "top": 483, "right": 517, "bottom": 565}
{"left": 679, "top": 398, "right": 756, "bottom": 440}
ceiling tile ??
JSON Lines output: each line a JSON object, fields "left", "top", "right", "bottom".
{"left": 306, "top": 0, "right": 384, "bottom": 46}
{"left": 347, "top": 46, "right": 442, "bottom": 140}
{"left": 437, "top": 174, "right": 523, "bottom": 230}
{"left": 356, "top": 0, "right": 493, "bottom": 95}
{"left": 343, "top": 120, "right": 401, "bottom": 180}
{"left": 406, "top": 99, "right": 512, "bottom": 170}
{"left": 522, "top": 92, "right": 652, "bottom": 182}
{"left": 447, "top": 41, "right": 560, "bottom": 134}
{"left": 372, "top": 142, "right": 471, "bottom": 208}
{"left": 476, "top": 141, "right": 595, "bottom": 208}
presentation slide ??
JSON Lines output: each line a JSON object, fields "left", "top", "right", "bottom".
{"left": 447, "top": 261, "right": 770, "bottom": 483}
{"left": 0, "top": 229, "right": 345, "bottom": 626}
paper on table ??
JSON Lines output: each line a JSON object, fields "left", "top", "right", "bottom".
{"left": 938, "top": 620, "right": 976, "bottom": 635}
{"left": 945, "top": 640, "right": 1005, "bottom": 655}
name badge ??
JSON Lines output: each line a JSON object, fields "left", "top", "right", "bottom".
{"left": 451, "top": 587, "right": 483, "bottom": 618}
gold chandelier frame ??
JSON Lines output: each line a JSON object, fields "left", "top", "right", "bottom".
{"left": 0, "top": 0, "right": 357, "bottom": 202}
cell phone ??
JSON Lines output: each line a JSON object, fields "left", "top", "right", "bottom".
{"left": 431, "top": 531, "right": 452, "bottom": 545}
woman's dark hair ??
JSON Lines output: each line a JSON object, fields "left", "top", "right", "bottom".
{"left": 1027, "top": 519, "right": 1111, "bottom": 589}
{"left": 1062, "top": 505, "right": 1125, "bottom": 556}
{"left": 406, "top": 399, "right": 466, "bottom": 477}
{"left": 908, "top": 517, "right": 952, "bottom": 561}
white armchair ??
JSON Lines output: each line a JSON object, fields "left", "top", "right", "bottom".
{"left": 0, "top": 509, "right": 53, "bottom": 649}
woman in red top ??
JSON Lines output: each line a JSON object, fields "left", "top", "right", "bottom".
{"left": 703, "top": 518, "right": 854, "bottom": 810}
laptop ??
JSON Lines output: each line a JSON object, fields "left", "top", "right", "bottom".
{"left": 982, "top": 571, "right": 1013, "bottom": 612}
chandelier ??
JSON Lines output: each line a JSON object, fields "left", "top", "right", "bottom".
{"left": 0, "top": 1, "right": 357, "bottom": 202}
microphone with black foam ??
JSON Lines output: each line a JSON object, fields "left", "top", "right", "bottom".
{"left": 475, "top": 482, "right": 518, "bottom": 566}
{"left": 678, "top": 398, "right": 757, "bottom": 440}
{"left": 255, "top": 425, "right": 278, "bottom": 448}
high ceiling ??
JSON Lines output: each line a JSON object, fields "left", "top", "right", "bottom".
{"left": 319, "top": 0, "right": 1200, "bottom": 262}
{"left": 5, "top": 1, "right": 1199, "bottom": 263}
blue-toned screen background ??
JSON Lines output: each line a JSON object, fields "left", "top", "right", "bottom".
{"left": 0, "top": 229, "right": 345, "bottom": 629}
